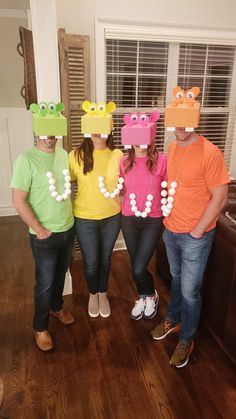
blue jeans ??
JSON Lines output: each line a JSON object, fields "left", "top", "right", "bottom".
{"left": 30, "top": 226, "right": 74, "bottom": 331}
{"left": 75, "top": 213, "right": 121, "bottom": 294}
{"left": 163, "top": 227, "right": 215, "bottom": 343}
{"left": 122, "top": 215, "right": 163, "bottom": 296}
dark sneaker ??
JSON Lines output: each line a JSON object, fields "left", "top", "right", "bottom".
{"left": 151, "top": 319, "right": 181, "bottom": 340}
{"left": 170, "top": 340, "right": 194, "bottom": 368}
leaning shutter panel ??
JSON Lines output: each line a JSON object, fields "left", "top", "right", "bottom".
{"left": 58, "top": 28, "right": 90, "bottom": 152}
{"left": 58, "top": 29, "right": 90, "bottom": 258}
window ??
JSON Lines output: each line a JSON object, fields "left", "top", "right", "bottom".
{"left": 105, "top": 36, "right": 236, "bottom": 167}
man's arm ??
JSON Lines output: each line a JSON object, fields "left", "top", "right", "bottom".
{"left": 12, "top": 188, "right": 52, "bottom": 239}
{"left": 190, "top": 184, "right": 228, "bottom": 238}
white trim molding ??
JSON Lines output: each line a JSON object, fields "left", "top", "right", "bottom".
{"left": 30, "top": 0, "right": 61, "bottom": 102}
{"left": 0, "top": 9, "right": 27, "bottom": 19}
{"left": 96, "top": 17, "right": 236, "bottom": 44}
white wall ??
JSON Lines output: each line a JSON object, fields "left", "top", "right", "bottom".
{"left": 0, "top": 15, "right": 27, "bottom": 107}
{"left": 0, "top": 108, "right": 33, "bottom": 216}
{"left": 56, "top": 0, "right": 236, "bottom": 100}
{"left": 0, "top": 8, "right": 33, "bottom": 216}
{"left": 55, "top": 0, "right": 236, "bottom": 177}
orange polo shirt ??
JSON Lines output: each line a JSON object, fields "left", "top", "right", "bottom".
{"left": 164, "top": 136, "right": 230, "bottom": 233}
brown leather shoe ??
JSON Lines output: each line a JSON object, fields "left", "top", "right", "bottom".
{"left": 33, "top": 330, "right": 53, "bottom": 351}
{"left": 50, "top": 308, "right": 75, "bottom": 325}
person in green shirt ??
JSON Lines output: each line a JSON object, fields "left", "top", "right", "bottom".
{"left": 10, "top": 101, "right": 75, "bottom": 352}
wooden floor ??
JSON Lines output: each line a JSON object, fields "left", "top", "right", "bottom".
{"left": 0, "top": 216, "right": 236, "bottom": 419}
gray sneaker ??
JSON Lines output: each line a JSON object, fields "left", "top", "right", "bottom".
{"left": 131, "top": 298, "right": 146, "bottom": 320}
{"left": 143, "top": 290, "right": 159, "bottom": 319}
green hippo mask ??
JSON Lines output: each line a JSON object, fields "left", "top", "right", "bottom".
{"left": 30, "top": 101, "right": 67, "bottom": 138}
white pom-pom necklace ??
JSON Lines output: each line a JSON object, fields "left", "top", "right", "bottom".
{"left": 161, "top": 180, "right": 177, "bottom": 217}
{"left": 46, "top": 169, "right": 71, "bottom": 202}
{"left": 161, "top": 135, "right": 199, "bottom": 217}
{"left": 129, "top": 192, "right": 154, "bottom": 218}
{"left": 98, "top": 176, "right": 124, "bottom": 198}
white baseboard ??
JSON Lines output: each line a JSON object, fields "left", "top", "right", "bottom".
{"left": 0, "top": 208, "right": 17, "bottom": 217}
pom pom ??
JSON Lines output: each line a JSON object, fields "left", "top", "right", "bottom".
{"left": 168, "top": 188, "right": 176, "bottom": 196}
{"left": 161, "top": 181, "right": 168, "bottom": 188}
{"left": 161, "top": 190, "right": 168, "bottom": 197}
{"left": 170, "top": 181, "right": 178, "bottom": 188}
{"left": 118, "top": 177, "right": 125, "bottom": 183}
{"left": 48, "top": 178, "right": 56, "bottom": 185}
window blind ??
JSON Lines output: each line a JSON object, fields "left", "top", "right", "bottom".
{"left": 106, "top": 37, "right": 236, "bottom": 167}
{"left": 106, "top": 39, "right": 169, "bottom": 151}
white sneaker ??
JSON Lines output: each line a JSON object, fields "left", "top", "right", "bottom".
{"left": 131, "top": 297, "right": 146, "bottom": 320}
{"left": 144, "top": 290, "right": 159, "bottom": 319}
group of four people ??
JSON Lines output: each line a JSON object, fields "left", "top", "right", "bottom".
{"left": 10, "top": 90, "right": 229, "bottom": 368}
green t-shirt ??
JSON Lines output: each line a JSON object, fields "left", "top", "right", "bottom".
{"left": 10, "top": 146, "right": 74, "bottom": 234}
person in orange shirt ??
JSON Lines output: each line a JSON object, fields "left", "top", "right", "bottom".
{"left": 151, "top": 87, "right": 230, "bottom": 368}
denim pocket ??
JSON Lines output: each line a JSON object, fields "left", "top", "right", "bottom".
{"left": 35, "top": 233, "right": 53, "bottom": 241}
{"left": 188, "top": 232, "right": 205, "bottom": 240}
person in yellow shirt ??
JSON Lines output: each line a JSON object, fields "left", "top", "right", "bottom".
{"left": 69, "top": 101, "right": 123, "bottom": 318}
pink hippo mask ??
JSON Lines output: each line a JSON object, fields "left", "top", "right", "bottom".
{"left": 121, "top": 111, "right": 160, "bottom": 148}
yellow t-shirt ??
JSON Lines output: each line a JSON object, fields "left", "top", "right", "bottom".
{"left": 69, "top": 147, "right": 123, "bottom": 220}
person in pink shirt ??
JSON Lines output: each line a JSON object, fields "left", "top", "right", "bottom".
{"left": 120, "top": 111, "right": 167, "bottom": 320}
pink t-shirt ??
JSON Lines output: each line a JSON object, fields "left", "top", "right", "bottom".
{"left": 120, "top": 153, "right": 167, "bottom": 218}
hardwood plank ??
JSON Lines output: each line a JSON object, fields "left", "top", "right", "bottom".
{"left": 0, "top": 216, "right": 236, "bottom": 419}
